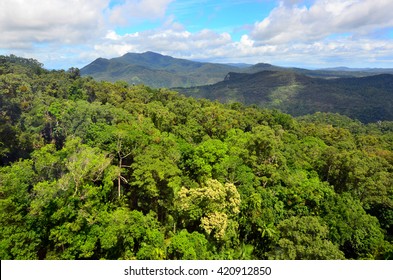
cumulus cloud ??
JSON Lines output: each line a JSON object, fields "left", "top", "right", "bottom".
{"left": 91, "top": 22, "right": 233, "bottom": 60}
{"left": 0, "top": 0, "right": 176, "bottom": 68}
{"left": 0, "top": 0, "right": 108, "bottom": 48}
{"left": 0, "top": 0, "right": 174, "bottom": 48}
{"left": 108, "top": 0, "right": 174, "bottom": 25}
{"left": 251, "top": 0, "right": 393, "bottom": 44}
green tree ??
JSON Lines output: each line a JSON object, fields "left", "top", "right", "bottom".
{"left": 167, "top": 229, "right": 211, "bottom": 260}
{"left": 131, "top": 132, "right": 181, "bottom": 222}
{"left": 322, "top": 193, "right": 387, "bottom": 259}
{"left": 268, "top": 216, "right": 345, "bottom": 260}
{"left": 0, "top": 160, "right": 40, "bottom": 259}
{"left": 176, "top": 179, "right": 240, "bottom": 243}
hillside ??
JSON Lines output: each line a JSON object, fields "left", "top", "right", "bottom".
{"left": 176, "top": 70, "right": 393, "bottom": 123}
{"left": 81, "top": 51, "right": 241, "bottom": 88}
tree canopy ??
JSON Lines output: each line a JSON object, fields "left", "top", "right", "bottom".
{"left": 1, "top": 55, "right": 392, "bottom": 260}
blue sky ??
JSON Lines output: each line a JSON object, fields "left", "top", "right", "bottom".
{"left": 165, "top": 1, "right": 277, "bottom": 38}
{"left": 1, "top": 0, "right": 393, "bottom": 69}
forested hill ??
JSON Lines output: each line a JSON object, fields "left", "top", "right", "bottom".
{"left": 81, "top": 51, "right": 241, "bottom": 88}
{"left": 176, "top": 70, "right": 393, "bottom": 123}
{"left": 1, "top": 55, "right": 393, "bottom": 260}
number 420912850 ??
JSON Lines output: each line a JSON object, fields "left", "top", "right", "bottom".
{"left": 216, "top": 266, "right": 272, "bottom": 276}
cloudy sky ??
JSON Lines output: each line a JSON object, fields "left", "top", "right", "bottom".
{"left": 1, "top": 0, "right": 393, "bottom": 69}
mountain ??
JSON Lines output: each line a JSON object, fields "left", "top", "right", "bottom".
{"left": 175, "top": 70, "right": 393, "bottom": 123}
{"left": 81, "top": 51, "right": 241, "bottom": 88}
{"left": 81, "top": 51, "right": 393, "bottom": 88}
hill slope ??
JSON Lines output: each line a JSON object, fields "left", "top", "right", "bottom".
{"left": 176, "top": 70, "right": 393, "bottom": 123}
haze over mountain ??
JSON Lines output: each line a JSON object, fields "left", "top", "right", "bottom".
{"left": 243, "top": 63, "right": 393, "bottom": 79}
{"left": 320, "top": 66, "right": 393, "bottom": 74}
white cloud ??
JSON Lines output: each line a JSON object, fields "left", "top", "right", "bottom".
{"left": 251, "top": 0, "right": 393, "bottom": 44}
{"left": 16, "top": 24, "right": 393, "bottom": 69}
{"left": 108, "top": 0, "right": 174, "bottom": 25}
{"left": 0, "top": 0, "right": 174, "bottom": 48}
{"left": 89, "top": 16, "right": 393, "bottom": 68}
{"left": 0, "top": 0, "right": 109, "bottom": 48}
{"left": 0, "top": 0, "right": 176, "bottom": 68}
{"left": 91, "top": 23, "right": 233, "bottom": 60}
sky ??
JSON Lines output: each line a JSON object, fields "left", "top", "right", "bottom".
{"left": 1, "top": 0, "right": 393, "bottom": 69}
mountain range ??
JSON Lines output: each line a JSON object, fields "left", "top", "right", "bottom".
{"left": 81, "top": 51, "right": 393, "bottom": 87}
{"left": 81, "top": 52, "right": 393, "bottom": 123}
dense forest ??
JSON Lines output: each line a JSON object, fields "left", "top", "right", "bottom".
{"left": 1, "top": 55, "right": 393, "bottom": 260}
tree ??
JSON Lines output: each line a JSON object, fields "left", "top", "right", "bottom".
{"left": 68, "top": 67, "right": 80, "bottom": 80}
{"left": 167, "top": 229, "right": 211, "bottom": 260}
{"left": 0, "top": 160, "right": 40, "bottom": 259}
{"left": 131, "top": 133, "right": 181, "bottom": 222}
{"left": 322, "top": 193, "right": 387, "bottom": 259}
{"left": 268, "top": 216, "right": 345, "bottom": 260}
{"left": 186, "top": 138, "right": 229, "bottom": 181}
{"left": 176, "top": 179, "right": 240, "bottom": 243}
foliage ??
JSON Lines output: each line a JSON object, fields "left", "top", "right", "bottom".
{"left": 268, "top": 216, "right": 345, "bottom": 260}
{"left": 1, "top": 56, "right": 392, "bottom": 260}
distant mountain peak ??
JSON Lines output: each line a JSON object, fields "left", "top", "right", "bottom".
{"left": 142, "top": 51, "right": 165, "bottom": 56}
{"left": 254, "top": 62, "right": 273, "bottom": 67}
{"left": 123, "top": 51, "right": 164, "bottom": 57}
